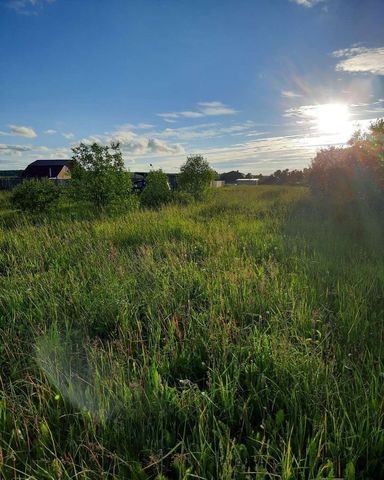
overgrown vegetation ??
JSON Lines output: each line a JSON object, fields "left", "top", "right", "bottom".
{"left": 10, "top": 179, "right": 60, "bottom": 212}
{"left": 71, "top": 142, "right": 134, "bottom": 209}
{"left": 140, "top": 169, "right": 171, "bottom": 208}
{"left": 178, "top": 154, "right": 215, "bottom": 199}
{"left": 0, "top": 185, "right": 383, "bottom": 479}
{"left": 309, "top": 119, "right": 384, "bottom": 205}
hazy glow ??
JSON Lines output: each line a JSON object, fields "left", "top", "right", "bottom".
{"left": 313, "top": 103, "right": 352, "bottom": 138}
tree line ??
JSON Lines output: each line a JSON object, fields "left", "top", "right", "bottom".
{"left": 218, "top": 168, "right": 309, "bottom": 185}
{"left": 10, "top": 148, "right": 215, "bottom": 213}
{"left": 9, "top": 118, "right": 384, "bottom": 213}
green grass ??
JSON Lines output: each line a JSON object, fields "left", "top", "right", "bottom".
{"left": 0, "top": 186, "right": 383, "bottom": 479}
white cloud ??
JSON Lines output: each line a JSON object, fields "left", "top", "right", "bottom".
{"left": 290, "top": 0, "right": 326, "bottom": 7}
{"left": 333, "top": 47, "right": 384, "bottom": 75}
{"left": 44, "top": 129, "right": 57, "bottom": 135}
{"left": 157, "top": 113, "right": 179, "bottom": 119}
{"left": 153, "top": 121, "right": 257, "bottom": 142}
{"left": 157, "top": 101, "right": 237, "bottom": 121}
{"left": 62, "top": 132, "right": 75, "bottom": 140}
{"left": 0, "top": 143, "right": 72, "bottom": 167}
{"left": 81, "top": 126, "right": 184, "bottom": 158}
{"left": 0, "top": 143, "right": 33, "bottom": 153}
{"left": 147, "top": 138, "right": 184, "bottom": 155}
{"left": 119, "top": 123, "right": 154, "bottom": 130}
{"left": 198, "top": 101, "right": 238, "bottom": 116}
{"left": 7, "top": 0, "right": 55, "bottom": 15}
{"left": 179, "top": 111, "right": 205, "bottom": 118}
{"left": 281, "top": 90, "right": 302, "bottom": 98}
{"left": 0, "top": 124, "right": 37, "bottom": 138}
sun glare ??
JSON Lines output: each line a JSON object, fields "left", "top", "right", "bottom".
{"left": 313, "top": 103, "right": 351, "bottom": 137}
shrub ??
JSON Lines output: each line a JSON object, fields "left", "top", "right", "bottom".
{"left": 170, "top": 190, "right": 195, "bottom": 206}
{"left": 178, "top": 154, "right": 215, "bottom": 199}
{"left": 140, "top": 170, "right": 171, "bottom": 208}
{"left": 308, "top": 120, "right": 384, "bottom": 209}
{"left": 11, "top": 179, "right": 60, "bottom": 212}
{"left": 71, "top": 142, "right": 133, "bottom": 209}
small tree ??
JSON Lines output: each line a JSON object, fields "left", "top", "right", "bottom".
{"left": 178, "top": 154, "right": 215, "bottom": 198}
{"left": 71, "top": 142, "right": 133, "bottom": 209}
{"left": 140, "top": 170, "right": 171, "bottom": 208}
{"left": 11, "top": 179, "right": 60, "bottom": 212}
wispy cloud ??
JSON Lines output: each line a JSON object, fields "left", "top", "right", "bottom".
{"left": 44, "top": 129, "right": 57, "bottom": 135}
{"left": 290, "top": 0, "right": 326, "bottom": 7}
{"left": 62, "top": 132, "right": 75, "bottom": 140}
{"left": 0, "top": 143, "right": 71, "bottom": 164}
{"left": 152, "top": 121, "right": 258, "bottom": 142}
{"left": 281, "top": 90, "right": 302, "bottom": 98}
{"left": 0, "top": 124, "right": 37, "bottom": 138}
{"left": 7, "top": 0, "right": 55, "bottom": 15}
{"left": 333, "top": 46, "right": 384, "bottom": 75}
{"left": 0, "top": 143, "right": 33, "bottom": 154}
{"left": 157, "top": 101, "right": 237, "bottom": 121}
{"left": 121, "top": 123, "right": 154, "bottom": 130}
{"left": 198, "top": 101, "right": 238, "bottom": 116}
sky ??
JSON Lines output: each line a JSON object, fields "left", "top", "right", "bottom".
{"left": 0, "top": 0, "right": 383, "bottom": 174}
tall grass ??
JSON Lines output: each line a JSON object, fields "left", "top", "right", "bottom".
{"left": 0, "top": 186, "right": 383, "bottom": 479}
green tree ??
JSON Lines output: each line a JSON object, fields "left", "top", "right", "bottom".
{"left": 71, "top": 142, "right": 133, "bottom": 209}
{"left": 178, "top": 154, "right": 215, "bottom": 198}
{"left": 349, "top": 118, "right": 384, "bottom": 185}
{"left": 11, "top": 179, "right": 60, "bottom": 212}
{"left": 140, "top": 169, "right": 171, "bottom": 208}
{"left": 308, "top": 119, "right": 384, "bottom": 207}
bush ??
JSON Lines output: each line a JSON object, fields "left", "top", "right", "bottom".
{"left": 170, "top": 190, "right": 195, "bottom": 206}
{"left": 71, "top": 142, "right": 133, "bottom": 209}
{"left": 178, "top": 154, "right": 215, "bottom": 199}
{"left": 140, "top": 170, "right": 171, "bottom": 208}
{"left": 308, "top": 120, "right": 384, "bottom": 209}
{"left": 11, "top": 179, "right": 60, "bottom": 212}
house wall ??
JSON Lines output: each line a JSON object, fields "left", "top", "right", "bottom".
{"left": 210, "top": 180, "right": 225, "bottom": 188}
{"left": 57, "top": 165, "right": 71, "bottom": 179}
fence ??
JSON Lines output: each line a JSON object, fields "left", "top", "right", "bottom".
{"left": 0, "top": 178, "right": 22, "bottom": 191}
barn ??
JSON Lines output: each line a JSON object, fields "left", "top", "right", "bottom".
{"left": 22, "top": 159, "right": 72, "bottom": 180}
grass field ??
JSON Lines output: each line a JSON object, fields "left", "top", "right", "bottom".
{"left": 0, "top": 186, "right": 383, "bottom": 479}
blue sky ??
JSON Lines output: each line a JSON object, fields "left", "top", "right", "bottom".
{"left": 0, "top": 0, "right": 383, "bottom": 173}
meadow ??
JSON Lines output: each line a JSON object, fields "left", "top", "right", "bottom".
{"left": 0, "top": 186, "right": 383, "bottom": 479}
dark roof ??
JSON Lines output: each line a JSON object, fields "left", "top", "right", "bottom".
{"left": 29, "top": 159, "right": 71, "bottom": 167}
{"left": 133, "top": 171, "right": 178, "bottom": 176}
{"left": 22, "top": 159, "right": 72, "bottom": 178}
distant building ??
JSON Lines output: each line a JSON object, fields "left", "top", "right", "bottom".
{"left": 219, "top": 170, "right": 244, "bottom": 184}
{"left": 210, "top": 180, "right": 225, "bottom": 188}
{"left": 235, "top": 178, "right": 259, "bottom": 185}
{"left": 22, "top": 159, "right": 72, "bottom": 180}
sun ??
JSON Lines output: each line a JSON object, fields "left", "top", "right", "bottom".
{"left": 313, "top": 103, "right": 351, "bottom": 137}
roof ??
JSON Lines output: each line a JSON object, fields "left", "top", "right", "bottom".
{"left": 28, "top": 159, "right": 71, "bottom": 167}
{"left": 133, "top": 171, "right": 178, "bottom": 176}
{"left": 22, "top": 159, "right": 72, "bottom": 178}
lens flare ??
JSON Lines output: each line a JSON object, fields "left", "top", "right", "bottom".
{"left": 313, "top": 103, "right": 351, "bottom": 137}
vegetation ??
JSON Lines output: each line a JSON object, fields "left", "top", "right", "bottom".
{"left": 219, "top": 169, "right": 308, "bottom": 186}
{"left": 309, "top": 119, "right": 384, "bottom": 207}
{"left": 140, "top": 170, "right": 171, "bottom": 208}
{"left": 0, "top": 185, "right": 383, "bottom": 479}
{"left": 258, "top": 168, "right": 308, "bottom": 185}
{"left": 178, "top": 154, "right": 215, "bottom": 198}
{"left": 71, "top": 142, "right": 134, "bottom": 209}
{"left": 10, "top": 178, "right": 60, "bottom": 212}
